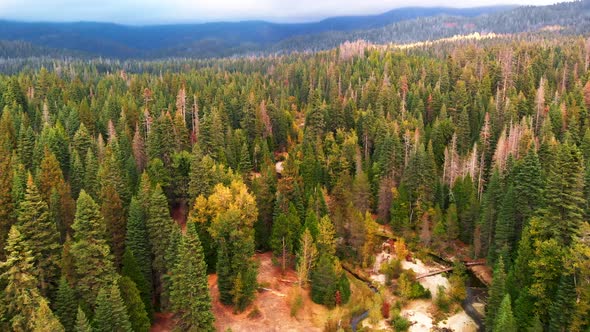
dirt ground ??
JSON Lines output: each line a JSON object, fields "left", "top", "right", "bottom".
{"left": 211, "top": 252, "right": 328, "bottom": 332}
{"left": 150, "top": 313, "right": 176, "bottom": 332}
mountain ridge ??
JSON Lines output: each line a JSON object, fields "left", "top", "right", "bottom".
{"left": 0, "top": 5, "right": 516, "bottom": 58}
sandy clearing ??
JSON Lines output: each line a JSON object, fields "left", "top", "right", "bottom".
{"left": 438, "top": 311, "right": 478, "bottom": 332}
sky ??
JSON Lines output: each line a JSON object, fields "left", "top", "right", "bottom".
{"left": 0, "top": 0, "right": 572, "bottom": 25}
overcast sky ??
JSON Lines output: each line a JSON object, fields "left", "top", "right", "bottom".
{"left": 0, "top": 0, "right": 572, "bottom": 25}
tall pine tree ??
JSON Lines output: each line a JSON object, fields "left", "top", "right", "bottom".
{"left": 70, "top": 190, "right": 117, "bottom": 308}
{"left": 170, "top": 225, "right": 215, "bottom": 331}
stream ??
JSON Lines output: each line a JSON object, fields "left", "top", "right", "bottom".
{"left": 428, "top": 253, "right": 487, "bottom": 331}
{"left": 341, "top": 264, "right": 378, "bottom": 332}
{"left": 346, "top": 253, "right": 488, "bottom": 332}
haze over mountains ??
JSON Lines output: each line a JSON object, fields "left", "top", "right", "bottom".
{"left": 0, "top": 1, "right": 587, "bottom": 59}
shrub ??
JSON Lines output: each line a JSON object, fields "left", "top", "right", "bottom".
{"left": 381, "top": 258, "right": 403, "bottom": 282}
{"left": 435, "top": 285, "right": 450, "bottom": 313}
{"left": 290, "top": 291, "right": 304, "bottom": 317}
{"left": 247, "top": 306, "right": 261, "bottom": 319}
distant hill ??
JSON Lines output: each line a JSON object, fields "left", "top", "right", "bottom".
{"left": 272, "top": 0, "right": 590, "bottom": 53}
{"left": 0, "top": 2, "right": 587, "bottom": 59}
{"left": 0, "top": 6, "right": 514, "bottom": 59}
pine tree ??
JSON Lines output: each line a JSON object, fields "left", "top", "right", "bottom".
{"left": 216, "top": 239, "right": 233, "bottom": 305}
{"left": 512, "top": 150, "right": 544, "bottom": 231}
{"left": 161, "top": 224, "right": 182, "bottom": 311}
{"left": 0, "top": 226, "right": 43, "bottom": 331}
{"left": 493, "top": 295, "right": 516, "bottom": 332}
{"left": 486, "top": 259, "right": 507, "bottom": 331}
{"left": 390, "top": 186, "right": 410, "bottom": 233}
{"left": 270, "top": 204, "right": 301, "bottom": 270}
{"left": 0, "top": 144, "right": 15, "bottom": 260}
{"left": 310, "top": 254, "right": 340, "bottom": 308}
{"left": 146, "top": 185, "right": 175, "bottom": 289}
{"left": 548, "top": 274, "right": 576, "bottom": 332}
{"left": 121, "top": 248, "right": 153, "bottom": 320}
{"left": 73, "top": 123, "right": 93, "bottom": 161}
{"left": 125, "top": 197, "right": 152, "bottom": 294}
{"left": 94, "top": 284, "right": 132, "bottom": 332}
{"left": 455, "top": 107, "right": 472, "bottom": 154}
{"left": 188, "top": 146, "right": 216, "bottom": 200}
{"left": 70, "top": 191, "right": 117, "bottom": 308}
{"left": 238, "top": 142, "right": 252, "bottom": 174}
{"left": 446, "top": 203, "right": 459, "bottom": 241}
{"left": 170, "top": 225, "right": 215, "bottom": 331}
{"left": 541, "top": 142, "right": 585, "bottom": 245}
{"left": 492, "top": 185, "right": 516, "bottom": 263}
{"left": 17, "top": 124, "right": 35, "bottom": 170}
{"left": 83, "top": 149, "right": 99, "bottom": 200}
{"left": 17, "top": 174, "right": 61, "bottom": 295}
{"left": 100, "top": 183, "right": 126, "bottom": 268}
{"left": 74, "top": 307, "right": 92, "bottom": 332}
{"left": 55, "top": 277, "right": 78, "bottom": 332}
{"left": 478, "top": 170, "right": 503, "bottom": 258}
{"left": 38, "top": 149, "right": 75, "bottom": 238}
{"left": 317, "top": 215, "right": 336, "bottom": 257}
{"left": 118, "top": 276, "right": 151, "bottom": 332}
{"left": 70, "top": 150, "right": 85, "bottom": 199}
{"left": 32, "top": 298, "right": 65, "bottom": 332}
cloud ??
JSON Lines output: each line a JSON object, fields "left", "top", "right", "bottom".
{"left": 0, "top": 0, "right": 571, "bottom": 24}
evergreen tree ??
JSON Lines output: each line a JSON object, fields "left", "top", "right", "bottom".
{"left": 161, "top": 224, "right": 182, "bottom": 311}
{"left": 0, "top": 226, "right": 43, "bottom": 331}
{"left": 310, "top": 253, "right": 348, "bottom": 308}
{"left": 118, "top": 276, "right": 151, "bottom": 332}
{"left": 478, "top": 170, "right": 503, "bottom": 257}
{"left": 0, "top": 144, "right": 15, "bottom": 259}
{"left": 188, "top": 147, "right": 216, "bottom": 200}
{"left": 216, "top": 239, "right": 233, "bottom": 305}
{"left": 17, "top": 174, "right": 61, "bottom": 295}
{"left": 146, "top": 185, "right": 175, "bottom": 295}
{"left": 486, "top": 259, "right": 506, "bottom": 331}
{"left": 121, "top": 249, "right": 153, "bottom": 320}
{"left": 70, "top": 191, "right": 117, "bottom": 308}
{"left": 390, "top": 186, "right": 410, "bottom": 233}
{"left": 170, "top": 225, "right": 215, "bottom": 331}
{"left": 83, "top": 149, "right": 99, "bottom": 200}
{"left": 124, "top": 197, "right": 153, "bottom": 301}
{"left": 38, "top": 148, "right": 75, "bottom": 240}
{"left": 493, "top": 295, "right": 516, "bottom": 332}
{"left": 238, "top": 142, "right": 252, "bottom": 174}
{"left": 548, "top": 274, "right": 576, "bottom": 332}
{"left": 100, "top": 183, "right": 126, "bottom": 268}
{"left": 55, "top": 277, "right": 78, "bottom": 332}
{"left": 541, "top": 142, "right": 585, "bottom": 245}
{"left": 94, "top": 284, "right": 132, "bottom": 332}
{"left": 74, "top": 307, "right": 92, "bottom": 332}
{"left": 32, "top": 298, "right": 66, "bottom": 332}
{"left": 492, "top": 185, "right": 516, "bottom": 263}
{"left": 446, "top": 203, "right": 459, "bottom": 241}
{"left": 512, "top": 150, "right": 544, "bottom": 231}
{"left": 70, "top": 150, "right": 85, "bottom": 199}
{"left": 317, "top": 215, "right": 337, "bottom": 256}
{"left": 270, "top": 204, "right": 301, "bottom": 269}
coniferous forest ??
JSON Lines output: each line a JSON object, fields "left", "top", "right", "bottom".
{"left": 0, "top": 32, "right": 589, "bottom": 331}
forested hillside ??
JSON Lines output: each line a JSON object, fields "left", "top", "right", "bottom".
{"left": 0, "top": 33, "right": 589, "bottom": 331}
{"left": 0, "top": 6, "right": 510, "bottom": 59}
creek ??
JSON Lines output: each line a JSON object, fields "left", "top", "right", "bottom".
{"left": 341, "top": 264, "right": 378, "bottom": 332}
{"left": 347, "top": 252, "right": 489, "bottom": 332}
{"left": 428, "top": 252, "right": 488, "bottom": 331}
